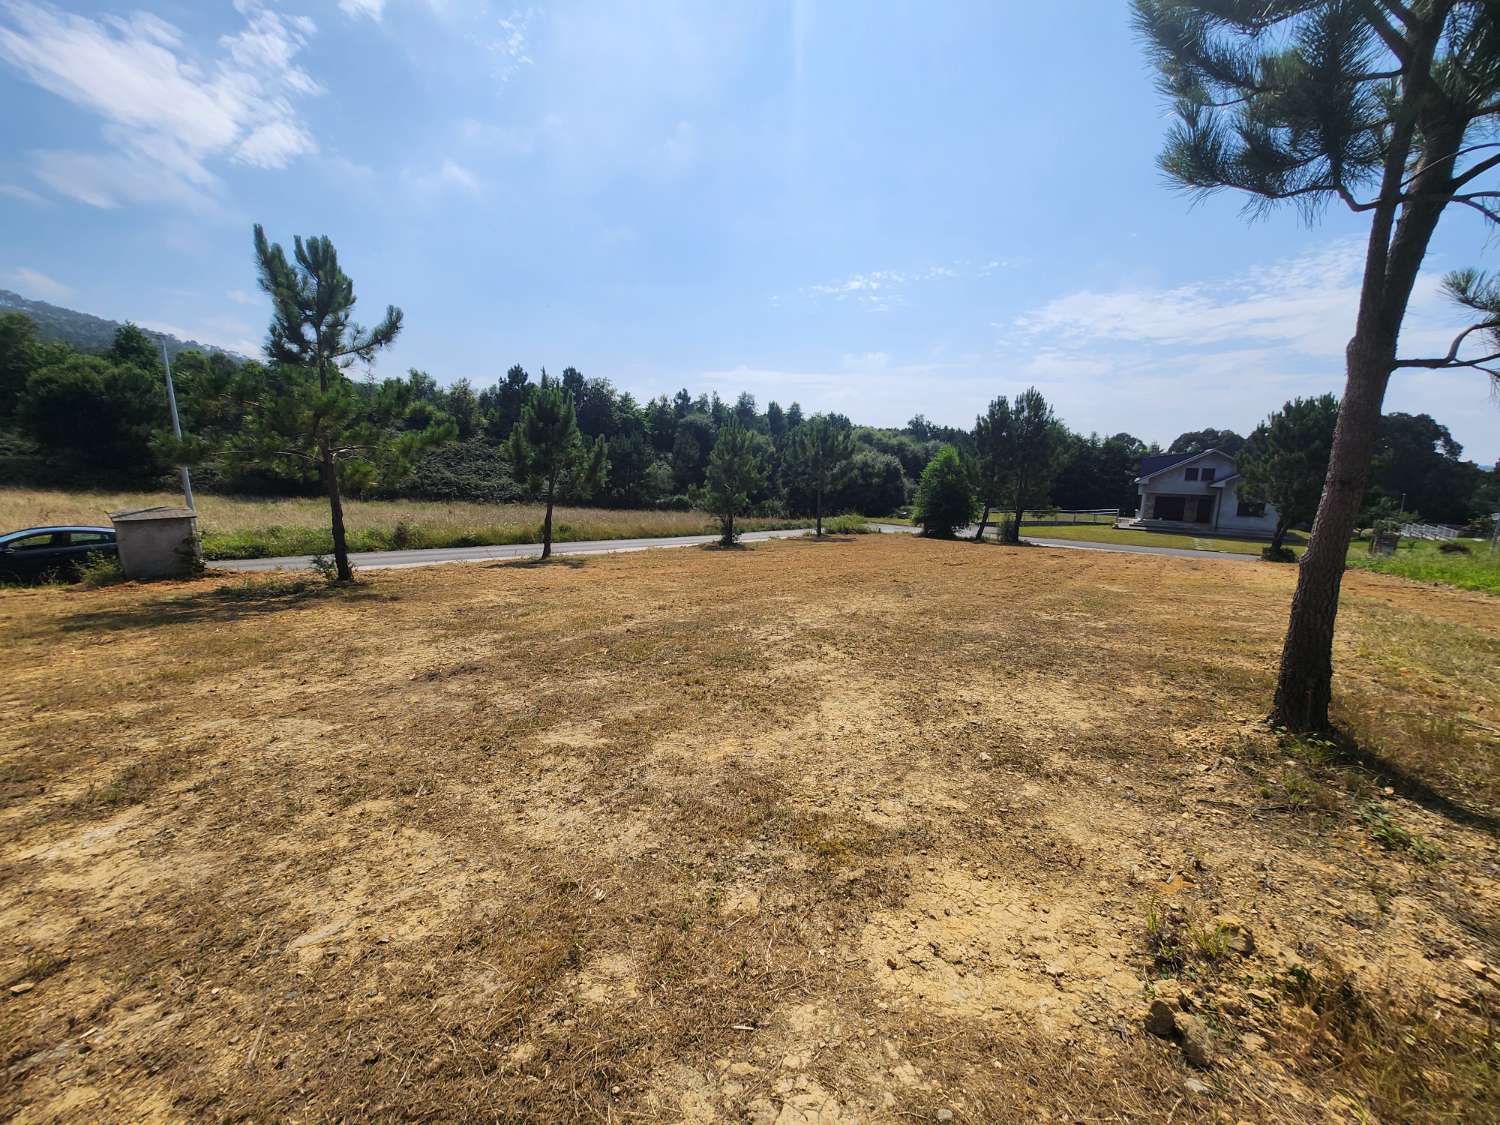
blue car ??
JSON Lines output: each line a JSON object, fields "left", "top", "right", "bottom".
{"left": 0, "top": 526, "right": 118, "bottom": 583}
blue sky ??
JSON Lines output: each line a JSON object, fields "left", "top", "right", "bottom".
{"left": 2, "top": 0, "right": 1498, "bottom": 463}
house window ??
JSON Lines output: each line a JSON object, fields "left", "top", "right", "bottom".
{"left": 1237, "top": 497, "right": 1266, "bottom": 518}
{"left": 1200, "top": 467, "right": 1216, "bottom": 482}
{"left": 1184, "top": 467, "right": 1199, "bottom": 481}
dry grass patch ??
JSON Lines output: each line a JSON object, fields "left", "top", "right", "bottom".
{"left": 0, "top": 487, "right": 813, "bottom": 560}
{"left": 1, "top": 536, "right": 1497, "bottom": 1122}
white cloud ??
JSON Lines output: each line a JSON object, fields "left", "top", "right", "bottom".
{"left": 0, "top": 182, "right": 47, "bottom": 205}
{"left": 402, "top": 157, "right": 483, "bottom": 199}
{"left": 504, "top": 4, "right": 758, "bottom": 180}
{"left": 994, "top": 239, "right": 1500, "bottom": 457}
{"left": 0, "top": 0, "right": 323, "bottom": 208}
{"left": 339, "top": 0, "right": 386, "bottom": 20}
{"left": 1009, "top": 240, "right": 1457, "bottom": 364}
{"left": 703, "top": 242, "right": 1496, "bottom": 460}
{"left": 493, "top": 7, "right": 534, "bottom": 81}
{"left": 226, "top": 288, "right": 256, "bottom": 305}
{"left": 799, "top": 263, "right": 973, "bottom": 311}
{"left": 7, "top": 266, "right": 71, "bottom": 300}
{"left": 439, "top": 158, "right": 481, "bottom": 193}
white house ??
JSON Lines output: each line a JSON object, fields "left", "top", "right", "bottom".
{"left": 1128, "top": 449, "right": 1280, "bottom": 536}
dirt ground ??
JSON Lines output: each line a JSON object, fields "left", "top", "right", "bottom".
{"left": 1, "top": 535, "right": 1497, "bottom": 1122}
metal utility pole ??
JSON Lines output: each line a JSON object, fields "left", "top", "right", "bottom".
{"left": 162, "top": 343, "right": 195, "bottom": 510}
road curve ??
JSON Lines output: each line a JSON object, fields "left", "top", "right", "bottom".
{"left": 868, "top": 522, "right": 1256, "bottom": 561}
{"left": 1021, "top": 535, "right": 1256, "bottom": 562}
{"left": 215, "top": 526, "right": 828, "bottom": 573}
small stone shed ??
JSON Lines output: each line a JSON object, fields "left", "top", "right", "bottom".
{"left": 108, "top": 506, "right": 200, "bottom": 580}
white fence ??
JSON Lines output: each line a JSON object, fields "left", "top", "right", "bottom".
{"left": 1400, "top": 522, "right": 1458, "bottom": 541}
{"left": 1023, "top": 508, "right": 1121, "bottom": 526}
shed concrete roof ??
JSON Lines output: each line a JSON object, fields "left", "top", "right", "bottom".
{"left": 108, "top": 506, "right": 197, "bottom": 522}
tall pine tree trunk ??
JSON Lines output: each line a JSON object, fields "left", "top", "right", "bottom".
{"left": 320, "top": 438, "right": 352, "bottom": 582}
{"left": 541, "top": 475, "right": 556, "bottom": 560}
{"left": 974, "top": 504, "right": 991, "bottom": 541}
{"left": 816, "top": 485, "right": 823, "bottom": 537}
{"left": 1271, "top": 351, "right": 1391, "bottom": 729}
{"left": 1270, "top": 515, "right": 1289, "bottom": 555}
{"left": 1271, "top": 107, "right": 1452, "bottom": 731}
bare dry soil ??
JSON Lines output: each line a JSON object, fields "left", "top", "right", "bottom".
{"left": 1, "top": 535, "right": 1497, "bottom": 1122}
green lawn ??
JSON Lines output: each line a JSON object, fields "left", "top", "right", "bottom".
{"left": 1018, "top": 523, "right": 1499, "bottom": 594}
{"left": 1348, "top": 537, "right": 1500, "bottom": 594}
{"left": 1017, "top": 523, "right": 1294, "bottom": 555}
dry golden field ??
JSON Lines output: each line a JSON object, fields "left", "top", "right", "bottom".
{"left": 1, "top": 535, "right": 1497, "bottom": 1122}
{"left": 0, "top": 488, "right": 815, "bottom": 559}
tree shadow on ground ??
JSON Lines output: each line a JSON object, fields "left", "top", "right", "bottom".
{"left": 1330, "top": 726, "right": 1500, "bottom": 837}
{"left": 56, "top": 578, "right": 394, "bottom": 634}
{"left": 499, "top": 556, "right": 588, "bottom": 570}
{"left": 784, "top": 535, "right": 857, "bottom": 545}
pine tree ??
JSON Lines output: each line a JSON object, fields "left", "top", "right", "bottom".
{"left": 1239, "top": 396, "right": 1341, "bottom": 556}
{"left": 913, "top": 444, "right": 977, "bottom": 538}
{"left": 1003, "top": 388, "right": 1066, "bottom": 542}
{"left": 704, "top": 420, "right": 768, "bottom": 546}
{"left": 973, "top": 389, "right": 1065, "bottom": 543}
{"left": 507, "top": 375, "right": 607, "bottom": 559}
{"left": 245, "top": 224, "right": 446, "bottom": 581}
{"left": 785, "top": 415, "right": 855, "bottom": 535}
{"left": 1135, "top": 1, "right": 1500, "bottom": 730}
{"left": 973, "top": 397, "right": 1015, "bottom": 541}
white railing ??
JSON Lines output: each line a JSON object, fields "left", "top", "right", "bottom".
{"left": 1401, "top": 522, "right": 1458, "bottom": 541}
{"left": 1021, "top": 508, "right": 1121, "bottom": 526}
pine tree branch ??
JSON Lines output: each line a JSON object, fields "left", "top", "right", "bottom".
{"left": 1450, "top": 152, "right": 1500, "bottom": 188}
{"left": 1405, "top": 143, "right": 1500, "bottom": 188}
{"left": 1362, "top": 2, "right": 1410, "bottom": 61}
{"left": 1452, "top": 196, "right": 1500, "bottom": 224}
{"left": 1245, "top": 181, "right": 1382, "bottom": 211}
{"left": 1393, "top": 346, "right": 1500, "bottom": 372}
{"left": 1393, "top": 311, "right": 1500, "bottom": 369}
{"left": 1373, "top": 0, "right": 1414, "bottom": 29}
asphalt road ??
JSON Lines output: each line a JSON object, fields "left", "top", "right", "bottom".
{"left": 216, "top": 521, "right": 1256, "bottom": 574}
{"left": 215, "top": 526, "right": 828, "bottom": 573}
{"left": 1021, "top": 535, "right": 1256, "bottom": 561}
{"left": 868, "top": 522, "right": 1256, "bottom": 561}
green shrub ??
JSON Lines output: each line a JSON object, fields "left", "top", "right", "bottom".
{"left": 310, "top": 554, "right": 352, "bottom": 583}
{"left": 75, "top": 553, "right": 126, "bottom": 588}
{"left": 912, "top": 445, "right": 977, "bottom": 538}
{"left": 819, "top": 514, "right": 869, "bottom": 534}
{"left": 383, "top": 440, "right": 521, "bottom": 503}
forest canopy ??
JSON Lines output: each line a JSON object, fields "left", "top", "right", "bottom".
{"left": 0, "top": 309, "right": 1495, "bottom": 526}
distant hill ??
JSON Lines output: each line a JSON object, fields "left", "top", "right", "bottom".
{"left": 0, "top": 289, "right": 249, "bottom": 362}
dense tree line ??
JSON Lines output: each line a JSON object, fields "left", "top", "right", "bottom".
{"left": 1, "top": 307, "right": 1494, "bottom": 531}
